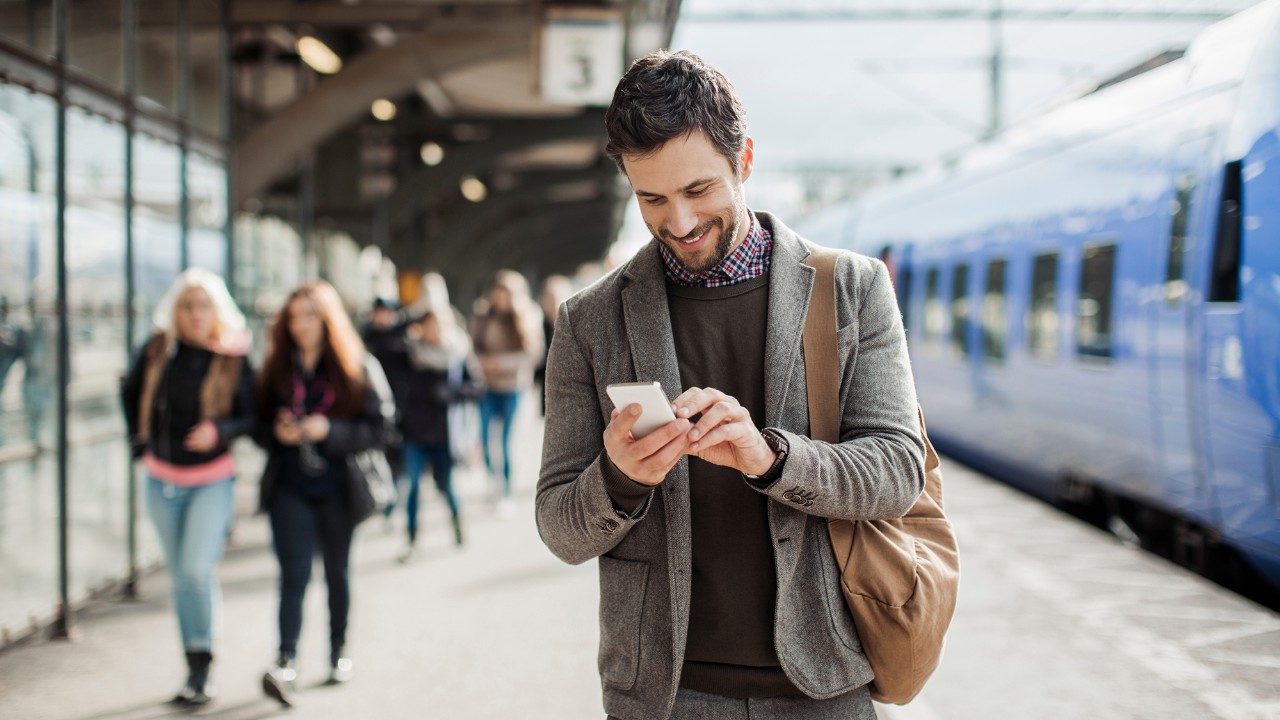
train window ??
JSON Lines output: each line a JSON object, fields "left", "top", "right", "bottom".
{"left": 897, "top": 265, "right": 914, "bottom": 333}
{"left": 924, "top": 268, "right": 943, "bottom": 351}
{"left": 1077, "top": 243, "right": 1117, "bottom": 360}
{"left": 1209, "top": 160, "right": 1242, "bottom": 303}
{"left": 951, "top": 264, "right": 970, "bottom": 359}
{"left": 1165, "top": 170, "right": 1194, "bottom": 303}
{"left": 983, "top": 259, "right": 1007, "bottom": 363}
{"left": 1028, "top": 253, "right": 1059, "bottom": 360}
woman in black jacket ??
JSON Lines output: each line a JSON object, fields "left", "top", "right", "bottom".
{"left": 120, "top": 269, "right": 255, "bottom": 707}
{"left": 255, "top": 280, "right": 394, "bottom": 707}
{"left": 394, "top": 309, "right": 480, "bottom": 560}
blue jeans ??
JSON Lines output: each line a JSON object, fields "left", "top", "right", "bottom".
{"left": 480, "top": 390, "right": 520, "bottom": 495}
{"left": 145, "top": 476, "right": 235, "bottom": 653}
{"left": 401, "top": 441, "right": 459, "bottom": 543}
{"left": 268, "top": 487, "right": 354, "bottom": 657}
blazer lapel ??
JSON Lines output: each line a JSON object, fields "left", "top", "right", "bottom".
{"left": 620, "top": 241, "right": 693, "bottom": 647}
{"left": 760, "top": 212, "right": 815, "bottom": 430}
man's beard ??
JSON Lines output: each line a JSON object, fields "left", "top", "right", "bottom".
{"left": 654, "top": 202, "right": 744, "bottom": 275}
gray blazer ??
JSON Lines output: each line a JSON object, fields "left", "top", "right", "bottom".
{"left": 536, "top": 212, "right": 925, "bottom": 719}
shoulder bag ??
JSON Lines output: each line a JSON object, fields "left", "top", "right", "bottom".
{"left": 802, "top": 245, "right": 960, "bottom": 705}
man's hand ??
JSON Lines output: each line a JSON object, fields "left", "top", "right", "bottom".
{"left": 603, "top": 404, "right": 692, "bottom": 486}
{"left": 673, "top": 387, "right": 776, "bottom": 475}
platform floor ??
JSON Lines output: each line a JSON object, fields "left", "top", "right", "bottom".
{"left": 1, "top": 413, "right": 1277, "bottom": 720}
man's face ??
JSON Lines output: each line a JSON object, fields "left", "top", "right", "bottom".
{"left": 622, "top": 131, "right": 753, "bottom": 275}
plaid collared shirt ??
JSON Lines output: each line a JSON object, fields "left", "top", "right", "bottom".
{"left": 659, "top": 210, "right": 772, "bottom": 288}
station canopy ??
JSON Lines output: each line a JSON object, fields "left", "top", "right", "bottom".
{"left": 231, "top": 0, "right": 681, "bottom": 290}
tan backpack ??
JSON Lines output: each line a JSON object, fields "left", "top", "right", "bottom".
{"left": 802, "top": 246, "right": 960, "bottom": 705}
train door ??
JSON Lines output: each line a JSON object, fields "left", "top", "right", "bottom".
{"left": 1150, "top": 134, "right": 1214, "bottom": 514}
{"left": 1201, "top": 135, "right": 1280, "bottom": 571}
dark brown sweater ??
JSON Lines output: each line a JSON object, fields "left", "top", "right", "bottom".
{"left": 602, "top": 273, "right": 795, "bottom": 698}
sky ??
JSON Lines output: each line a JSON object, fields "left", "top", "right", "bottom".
{"left": 607, "top": 0, "right": 1262, "bottom": 262}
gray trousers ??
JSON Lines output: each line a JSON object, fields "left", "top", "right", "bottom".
{"left": 611, "top": 684, "right": 876, "bottom": 720}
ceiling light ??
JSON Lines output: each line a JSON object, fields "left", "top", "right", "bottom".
{"left": 371, "top": 99, "right": 397, "bottom": 121}
{"left": 296, "top": 36, "right": 342, "bottom": 75}
{"left": 460, "top": 176, "right": 487, "bottom": 203}
{"left": 419, "top": 142, "right": 444, "bottom": 166}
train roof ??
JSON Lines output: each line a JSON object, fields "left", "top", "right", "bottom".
{"left": 850, "top": 0, "right": 1280, "bottom": 233}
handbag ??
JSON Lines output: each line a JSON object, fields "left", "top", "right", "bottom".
{"left": 348, "top": 449, "right": 397, "bottom": 524}
{"left": 802, "top": 245, "right": 960, "bottom": 705}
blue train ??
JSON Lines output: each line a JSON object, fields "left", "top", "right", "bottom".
{"left": 802, "top": 1, "right": 1280, "bottom": 592}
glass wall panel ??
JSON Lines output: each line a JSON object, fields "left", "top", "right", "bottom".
{"left": 132, "top": 133, "right": 181, "bottom": 347}
{"left": 187, "top": 151, "right": 226, "bottom": 276}
{"left": 0, "top": 84, "right": 60, "bottom": 639}
{"left": 190, "top": 0, "right": 224, "bottom": 137}
{"left": 233, "top": 214, "right": 301, "bottom": 337}
{"left": 0, "top": 1, "right": 55, "bottom": 57}
{"left": 65, "top": 107, "right": 132, "bottom": 598}
{"left": 136, "top": 0, "right": 178, "bottom": 115}
{"left": 69, "top": 0, "right": 125, "bottom": 90}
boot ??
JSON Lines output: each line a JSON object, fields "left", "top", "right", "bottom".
{"left": 261, "top": 654, "right": 297, "bottom": 707}
{"left": 451, "top": 516, "right": 465, "bottom": 547}
{"left": 171, "top": 651, "right": 215, "bottom": 706}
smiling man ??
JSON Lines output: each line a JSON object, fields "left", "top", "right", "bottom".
{"left": 536, "top": 51, "right": 925, "bottom": 720}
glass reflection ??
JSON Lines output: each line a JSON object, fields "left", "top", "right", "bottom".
{"left": 188, "top": 152, "right": 227, "bottom": 276}
{"left": 132, "top": 133, "right": 181, "bottom": 348}
{"left": 0, "top": 1, "right": 55, "bottom": 58}
{"left": 136, "top": 0, "right": 179, "bottom": 115}
{"left": 69, "top": 0, "right": 125, "bottom": 90}
{"left": 0, "top": 83, "right": 60, "bottom": 639}
{"left": 67, "top": 107, "right": 134, "bottom": 595}
{"left": 190, "top": 0, "right": 225, "bottom": 136}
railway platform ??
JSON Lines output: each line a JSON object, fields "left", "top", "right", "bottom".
{"left": 1, "top": 413, "right": 1277, "bottom": 720}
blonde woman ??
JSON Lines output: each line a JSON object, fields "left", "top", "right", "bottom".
{"left": 121, "top": 269, "right": 255, "bottom": 707}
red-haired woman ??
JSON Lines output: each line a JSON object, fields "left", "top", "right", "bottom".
{"left": 255, "top": 281, "right": 395, "bottom": 707}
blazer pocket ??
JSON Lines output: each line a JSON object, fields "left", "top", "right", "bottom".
{"left": 817, "top": 525, "right": 863, "bottom": 654}
{"left": 597, "top": 554, "right": 650, "bottom": 690}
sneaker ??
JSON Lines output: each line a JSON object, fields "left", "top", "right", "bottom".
{"left": 328, "top": 654, "right": 353, "bottom": 685}
{"left": 261, "top": 656, "right": 297, "bottom": 707}
{"left": 397, "top": 544, "right": 417, "bottom": 564}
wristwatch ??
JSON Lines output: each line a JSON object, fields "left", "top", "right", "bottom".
{"left": 744, "top": 428, "right": 789, "bottom": 483}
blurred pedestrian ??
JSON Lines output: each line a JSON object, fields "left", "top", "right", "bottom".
{"left": 536, "top": 51, "right": 923, "bottom": 718}
{"left": 395, "top": 309, "right": 481, "bottom": 559}
{"left": 255, "top": 280, "right": 396, "bottom": 707}
{"left": 360, "top": 296, "right": 409, "bottom": 515}
{"left": 469, "top": 270, "right": 544, "bottom": 509}
{"left": 419, "top": 272, "right": 484, "bottom": 471}
{"left": 120, "top": 269, "right": 255, "bottom": 708}
{"left": 535, "top": 275, "right": 573, "bottom": 416}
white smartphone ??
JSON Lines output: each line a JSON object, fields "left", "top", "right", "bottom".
{"left": 606, "top": 381, "right": 677, "bottom": 439}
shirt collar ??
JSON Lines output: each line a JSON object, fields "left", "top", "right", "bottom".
{"left": 658, "top": 210, "right": 772, "bottom": 288}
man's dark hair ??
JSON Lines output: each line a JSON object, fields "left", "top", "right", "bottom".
{"left": 604, "top": 50, "right": 748, "bottom": 175}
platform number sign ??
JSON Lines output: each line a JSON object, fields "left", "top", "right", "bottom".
{"left": 540, "top": 11, "right": 623, "bottom": 106}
